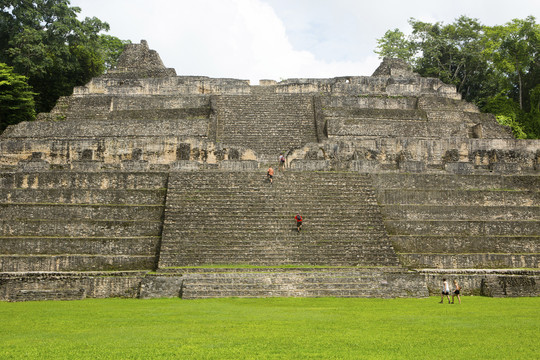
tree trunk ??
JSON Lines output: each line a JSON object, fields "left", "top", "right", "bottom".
{"left": 518, "top": 70, "right": 523, "bottom": 110}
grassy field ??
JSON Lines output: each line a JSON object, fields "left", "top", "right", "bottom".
{"left": 0, "top": 296, "right": 538, "bottom": 359}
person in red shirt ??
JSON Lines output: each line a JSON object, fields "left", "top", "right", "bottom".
{"left": 294, "top": 213, "right": 303, "bottom": 232}
{"left": 267, "top": 167, "right": 274, "bottom": 184}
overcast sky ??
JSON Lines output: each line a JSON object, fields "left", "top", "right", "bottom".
{"left": 71, "top": 0, "right": 539, "bottom": 84}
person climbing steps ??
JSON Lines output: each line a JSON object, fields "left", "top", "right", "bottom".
{"left": 266, "top": 167, "right": 274, "bottom": 184}
{"left": 295, "top": 213, "right": 303, "bottom": 232}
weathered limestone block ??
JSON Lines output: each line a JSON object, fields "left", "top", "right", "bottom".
{"left": 0, "top": 272, "right": 146, "bottom": 301}
{"left": 219, "top": 160, "right": 259, "bottom": 171}
{"left": 289, "top": 160, "right": 331, "bottom": 171}
{"left": 350, "top": 160, "right": 381, "bottom": 173}
{"left": 18, "top": 152, "right": 50, "bottom": 172}
{"left": 445, "top": 162, "right": 474, "bottom": 174}
{"left": 139, "top": 274, "right": 183, "bottom": 299}
{"left": 372, "top": 58, "right": 417, "bottom": 78}
{"left": 399, "top": 253, "right": 538, "bottom": 269}
{"left": 398, "top": 160, "right": 425, "bottom": 173}
{"left": 169, "top": 160, "right": 200, "bottom": 171}
{"left": 481, "top": 274, "right": 538, "bottom": 297}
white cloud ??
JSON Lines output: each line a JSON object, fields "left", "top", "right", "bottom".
{"left": 72, "top": 0, "right": 384, "bottom": 83}
{"left": 71, "top": 0, "right": 540, "bottom": 84}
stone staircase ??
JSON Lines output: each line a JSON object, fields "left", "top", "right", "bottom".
{"left": 158, "top": 171, "right": 400, "bottom": 269}
{"left": 213, "top": 95, "right": 318, "bottom": 160}
{"left": 372, "top": 173, "right": 540, "bottom": 269}
{"left": 171, "top": 267, "right": 427, "bottom": 299}
{"left": 0, "top": 172, "right": 168, "bottom": 272}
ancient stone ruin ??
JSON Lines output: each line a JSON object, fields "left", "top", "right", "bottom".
{"left": 0, "top": 40, "right": 538, "bottom": 301}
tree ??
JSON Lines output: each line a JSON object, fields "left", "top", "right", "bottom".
{"left": 375, "top": 29, "right": 416, "bottom": 61}
{"left": 377, "top": 16, "right": 496, "bottom": 103}
{"left": 375, "top": 16, "right": 540, "bottom": 139}
{"left": 486, "top": 17, "right": 540, "bottom": 111}
{"left": 0, "top": 0, "right": 128, "bottom": 114}
{"left": 0, "top": 62, "right": 35, "bottom": 132}
{"left": 99, "top": 35, "right": 131, "bottom": 72}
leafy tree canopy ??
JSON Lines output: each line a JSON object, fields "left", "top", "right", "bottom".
{"left": 0, "top": 0, "right": 130, "bottom": 117}
{"left": 0, "top": 62, "right": 35, "bottom": 132}
{"left": 376, "top": 16, "right": 540, "bottom": 139}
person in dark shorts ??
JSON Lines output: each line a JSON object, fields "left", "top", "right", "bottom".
{"left": 266, "top": 167, "right": 274, "bottom": 184}
{"left": 294, "top": 213, "right": 303, "bottom": 232}
{"left": 440, "top": 278, "right": 451, "bottom": 303}
{"left": 278, "top": 153, "right": 286, "bottom": 171}
{"left": 451, "top": 280, "right": 461, "bottom": 304}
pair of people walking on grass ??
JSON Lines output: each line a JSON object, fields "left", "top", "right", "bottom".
{"left": 440, "top": 278, "right": 461, "bottom": 304}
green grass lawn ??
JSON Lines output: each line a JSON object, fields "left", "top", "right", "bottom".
{"left": 0, "top": 297, "right": 538, "bottom": 359}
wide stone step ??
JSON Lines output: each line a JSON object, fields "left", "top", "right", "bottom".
{"left": 0, "top": 219, "right": 162, "bottom": 237}
{"left": 182, "top": 289, "right": 381, "bottom": 299}
{"left": 165, "top": 247, "right": 396, "bottom": 257}
{"left": 12, "top": 289, "right": 86, "bottom": 302}
{"left": 378, "top": 189, "right": 540, "bottom": 206}
{"left": 398, "top": 253, "right": 538, "bottom": 269}
{"left": 109, "top": 108, "right": 211, "bottom": 120}
{"left": 325, "top": 108, "right": 427, "bottom": 121}
{"left": 171, "top": 221, "right": 386, "bottom": 229}
{"left": 0, "top": 189, "right": 166, "bottom": 205}
{"left": 3, "top": 118, "right": 208, "bottom": 138}
{"left": 168, "top": 190, "right": 377, "bottom": 198}
{"left": 386, "top": 220, "right": 540, "bottom": 236}
{"left": 0, "top": 236, "right": 160, "bottom": 255}
{"left": 0, "top": 204, "right": 164, "bottom": 221}
{"left": 163, "top": 237, "right": 389, "bottom": 245}
{"left": 162, "top": 258, "right": 398, "bottom": 267}
{"left": 0, "top": 172, "right": 168, "bottom": 190}
{"left": 160, "top": 250, "right": 399, "bottom": 267}
{"left": 172, "top": 173, "right": 373, "bottom": 182}
{"left": 160, "top": 236, "right": 393, "bottom": 245}
{"left": 371, "top": 174, "right": 540, "bottom": 191}
{"left": 179, "top": 270, "right": 427, "bottom": 299}
{"left": 382, "top": 205, "right": 540, "bottom": 221}
{"left": 165, "top": 214, "right": 384, "bottom": 224}
{"left": 166, "top": 253, "right": 396, "bottom": 261}
{"left": 0, "top": 254, "right": 155, "bottom": 272}
{"left": 391, "top": 235, "right": 540, "bottom": 254}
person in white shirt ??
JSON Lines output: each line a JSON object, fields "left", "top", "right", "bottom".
{"left": 439, "top": 278, "right": 451, "bottom": 304}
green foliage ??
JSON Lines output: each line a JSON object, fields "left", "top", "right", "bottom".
{"left": 375, "top": 29, "right": 416, "bottom": 61}
{"left": 376, "top": 15, "right": 540, "bottom": 139}
{"left": 0, "top": 0, "right": 129, "bottom": 116}
{"left": 99, "top": 34, "right": 131, "bottom": 71}
{"left": 0, "top": 297, "right": 538, "bottom": 359}
{"left": 495, "top": 115, "right": 527, "bottom": 139}
{"left": 0, "top": 62, "right": 35, "bottom": 132}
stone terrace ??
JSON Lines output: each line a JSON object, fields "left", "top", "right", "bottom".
{"left": 0, "top": 172, "right": 167, "bottom": 272}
